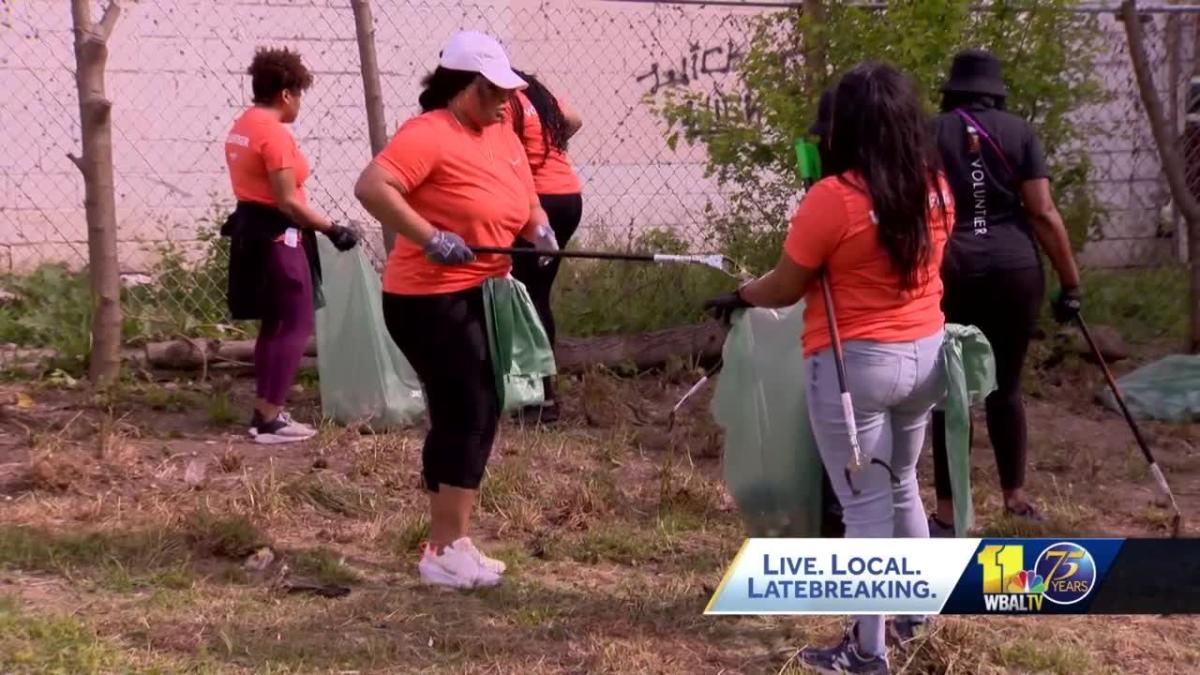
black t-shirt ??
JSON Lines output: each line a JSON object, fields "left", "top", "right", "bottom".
{"left": 931, "top": 104, "right": 1050, "bottom": 275}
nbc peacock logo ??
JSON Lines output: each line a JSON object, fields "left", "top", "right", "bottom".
{"left": 1006, "top": 569, "right": 1047, "bottom": 595}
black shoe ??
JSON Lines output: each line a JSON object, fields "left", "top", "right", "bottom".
{"left": 800, "top": 625, "right": 889, "bottom": 674}
{"left": 927, "top": 514, "right": 956, "bottom": 538}
{"left": 1005, "top": 502, "right": 1045, "bottom": 523}
{"left": 512, "top": 401, "right": 560, "bottom": 426}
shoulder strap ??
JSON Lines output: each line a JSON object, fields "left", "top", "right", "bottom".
{"left": 954, "top": 109, "right": 1017, "bottom": 178}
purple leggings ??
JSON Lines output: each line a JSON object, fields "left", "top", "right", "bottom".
{"left": 254, "top": 239, "right": 314, "bottom": 406}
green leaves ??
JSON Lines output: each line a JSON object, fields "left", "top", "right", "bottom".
{"left": 653, "top": 0, "right": 1104, "bottom": 255}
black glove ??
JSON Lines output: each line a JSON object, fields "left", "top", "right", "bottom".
{"left": 325, "top": 223, "right": 360, "bottom": 252}
{"left": 704, "top": 289, "right": 751, "bottom": 325}
{"left": 1052, "top": 285, "right": 1082, "bottom": 324}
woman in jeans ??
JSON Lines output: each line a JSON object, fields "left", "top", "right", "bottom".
{"left": 354, "top": 31, "right": 555, "bottom": 590}
{"left": 706, "top": 62, "right": 953, "bottom": 675}
{"left": 928, "top": 49, "right": 1082, "bottom": 533}
{"left": 506, "top": 69, "right": 584, "bottom": 424}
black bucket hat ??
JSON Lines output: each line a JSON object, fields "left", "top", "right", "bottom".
{"left": 808, "top": 88, "right": 834, "bottom": 138}
{"left": 941, "top": 49, "right": 1007, "bottom": 98}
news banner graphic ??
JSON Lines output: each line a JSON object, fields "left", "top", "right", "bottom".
{"left": 705, "top": 538, "right": 1200, "bottom": 615}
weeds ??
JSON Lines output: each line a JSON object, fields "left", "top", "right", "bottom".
{"left": 290, "top": 548, "right": 361, "bottom": 586}
{"left": 380, "top": 512, "right": 431, "bottom": 559}
{"left": 182, "top": 509, "right": 268, "bottom": 559}
{"left": 283, "top": 473, "right": 379, "bottom": 518}
{"left": 206, "top": 390, "right": 238, "bottom": 426}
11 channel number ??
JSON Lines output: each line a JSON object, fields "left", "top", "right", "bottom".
{"left": 977, "top": 545, "right": 1022, "bottom": 594}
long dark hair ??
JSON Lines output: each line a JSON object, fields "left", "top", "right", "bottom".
{"left": 419, "top": 67, "right": 477, "bottom": 112}
{"left": 940, "top": 90, "right": 1006, "bottom": 113}
{"left": 826, "top": 62, "right": 945, "bottom": 290}
{"left": 509, "top": 69, "right": 571, "bottom": 163}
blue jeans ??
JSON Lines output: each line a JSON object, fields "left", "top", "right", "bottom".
{"left": 806, "top": 330, "right": 946, "bottom": 657}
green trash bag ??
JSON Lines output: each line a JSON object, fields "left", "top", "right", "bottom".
{"left": 482, "top": 276, "right": 557, "bottom": 412}
{"left": 711, "top": 303, "right": 825, "bottom": 537}
{"left": 1099, "top": 354, "right": 1200, "bottom": 423}
{"left": 710, "top": 308, "right": 996, "bottom": 539}
{"left": 314, "top": 238, "right": 425, "bottom": 429}
{"left": 940, "top": 324, "right": 997, "bottom": 537}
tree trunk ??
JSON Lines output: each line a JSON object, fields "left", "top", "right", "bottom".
{"left": 801, "top": 0, "right": 828, "bottom": 89}
{"left": 350, "top": 0, "right": 393, "bottom": 254}
{"left": 69, "top": 0, "right": 123, "bottom": 383}
{"left": 1121, "top": 1, "right": 1200, "bottom": 353}
{"left": 140, "top": 323, "right": 727, "bottom": 373}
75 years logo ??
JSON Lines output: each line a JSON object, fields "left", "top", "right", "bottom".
{"left": 977, "top": 541, "right": 1097, "bottom": 612}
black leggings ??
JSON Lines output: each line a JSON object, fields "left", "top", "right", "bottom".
{"left": 511, "top": 193, "right": 583, "bottom": 399}
{"left": 382, "top": 287, "right": 499, "bottom": 492}
{"left": 932, "top": 265, "right": 1044, "bottom": 500}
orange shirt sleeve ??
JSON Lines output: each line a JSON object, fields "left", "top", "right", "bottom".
{"left": 257, "top": 126, "right": 300, "bottom": 173}
{"left": 373, "top": 116, "right": 443, "bottom": 192}
{"left": 783, "top": 179, "right": 849, "bottom": 269}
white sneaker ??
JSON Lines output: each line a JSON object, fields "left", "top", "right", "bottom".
{"left": 458, "top": 537, "right": 507, "bottom": 575}
{"left": 249, "top": 412, "right": 317, "bottom": 445}
{"left": 276, "top": 412, "right": 316, "bottom": 438}
{"left": 418, "top": 538, "right": 501, "bottom": 589}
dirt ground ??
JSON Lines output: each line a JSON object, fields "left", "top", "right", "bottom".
{"left": 1, "top": 340, "right": 1198, "bottom": 674}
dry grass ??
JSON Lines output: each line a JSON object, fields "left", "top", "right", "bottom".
{"left": 0, "top": 368, "right": 1198, "bottom": 674}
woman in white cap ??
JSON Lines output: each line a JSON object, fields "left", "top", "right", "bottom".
{"left": 354, "top": 31, "right": 556, "bottom": 589}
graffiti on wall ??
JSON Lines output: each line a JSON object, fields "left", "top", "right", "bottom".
{"left": 634, "top": 39, "right": 745, "bottom": 95}
{"left": 634, "top": 39, "right": 761, "bottom": 124}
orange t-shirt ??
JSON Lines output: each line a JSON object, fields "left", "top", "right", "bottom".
{"left": 784, "top": 173, "right": 955, "bottom": 356}
{"left": 375, "top": 110, "right": 537, "bottom": 296}
{"left": 224, "top": 107, "right": 309, "bottom": 206}
{"left": 507, "top": 91, "right": 581, "bottom": 196}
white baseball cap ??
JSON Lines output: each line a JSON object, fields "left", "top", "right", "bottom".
{"left": 439, "top": 31, "right": 527, "bottom": 91}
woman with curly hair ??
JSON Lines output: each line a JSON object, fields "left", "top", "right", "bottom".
{"left": 223, "top": 47, "right": 359, "bottom": 444}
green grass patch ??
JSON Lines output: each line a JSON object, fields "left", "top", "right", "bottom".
{"left": 0, "top": 596, "right": 148, "bottom": 674}
{"left": 996, "top": 637, "right": 1092, "bottom": 674}
{"left": 553, "top": 228, "right": 733, "bottom": 337}
{"left": 0, "top": 525, "right": 193, "bottom": 590}
{"left": 183, "top": 510, "right": 269, "bottom": 560}
{"left": 547, "top": 521, "right": 677, "bottom": 566}
{"left": 1077, "top": 266, "right": 1188, "bottom": 343}
{"left": 282, "top": 474, "right": 379, "bottom": 518}
{"left": 290, "top": 547, "right": 361, "bottom": 586}
{"left": 206, "top": 390, "right": 239, "bottom": 427}
{"left": 380, "top": 513, "right": 430, "bottom": 560}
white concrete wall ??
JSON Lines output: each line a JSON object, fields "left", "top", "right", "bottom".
{"left": 0, "top": 0, "right": 1189, "bottom": 274}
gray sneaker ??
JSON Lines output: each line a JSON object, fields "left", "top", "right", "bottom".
{"left": 887, "top": 616, "right": 933, "bottom": 649}
{"left": 800, "top": 624, "right": 889, "bottom": 675}
{"left": 927, "top": 514, "right": 955, "bottom": 538}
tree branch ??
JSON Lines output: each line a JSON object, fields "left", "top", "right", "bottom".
{"left": 96, "top": 1, "right": 122, "bottom": 42}
{"left": 67, "top": 153, "right": 85, "bottom": 173}
{"left": 1119, "top": 0, "right": 1200, "bottom": 224}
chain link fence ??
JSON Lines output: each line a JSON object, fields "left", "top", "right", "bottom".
{"left": 0, "top": 0, "right": 1197, "bottom": 361}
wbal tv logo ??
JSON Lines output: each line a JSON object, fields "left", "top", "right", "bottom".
{"left": 978, "top": 542, "right": 1097, "bottom": 612}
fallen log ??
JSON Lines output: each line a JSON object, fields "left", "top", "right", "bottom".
{"left": 142, "top": 337, "right": 317, "bottom": 370}
{"left": 140, "top": 323, "right": 726, "bottom": 373}
{"left": 555, "top": 322, "right": 726, "bottom": 371}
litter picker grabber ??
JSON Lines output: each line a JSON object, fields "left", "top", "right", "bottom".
{"left": 819, "top": 272, "right": 901, "bottom": 496}
{"left": 1076, "top": 314, "right": 1183, "bottom": 537}
{"left": 469, "top": 246, "right": 747, "bottom": 281}
{"left": 795, "top": 138, "right": 900, "bottom": 495}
